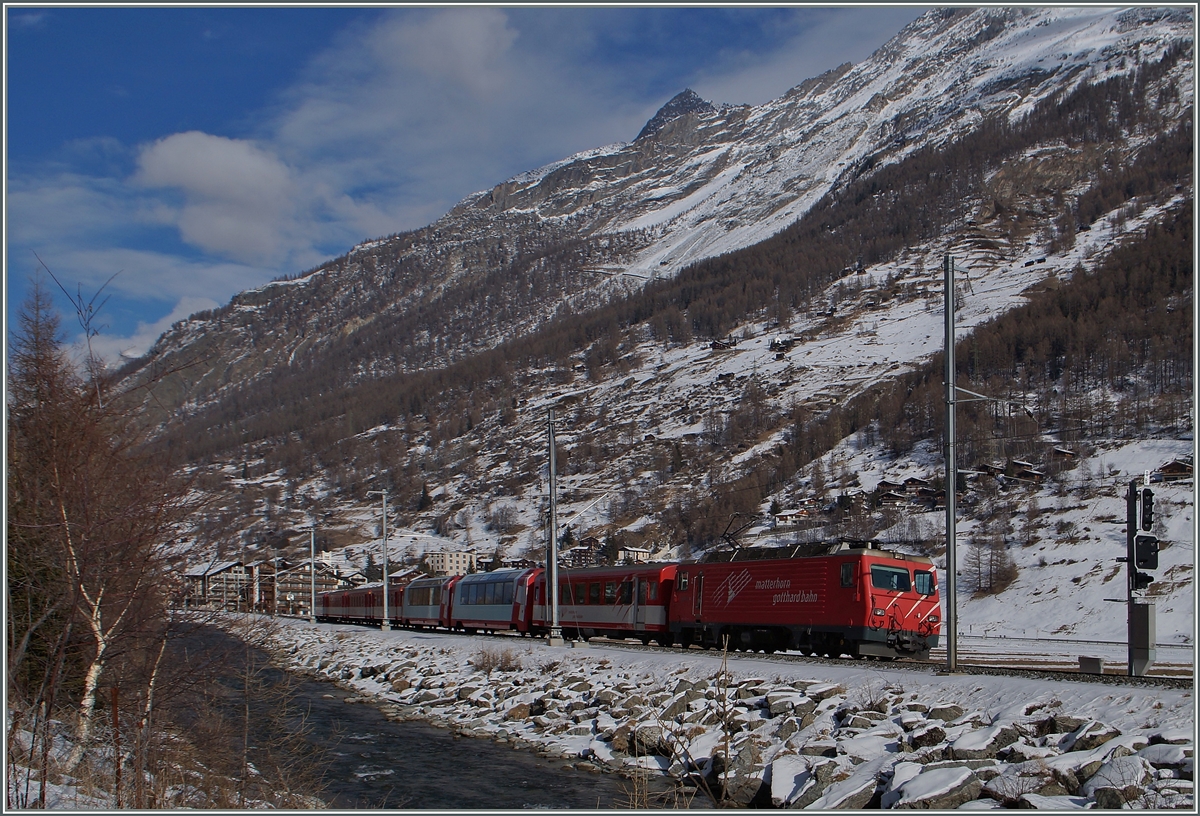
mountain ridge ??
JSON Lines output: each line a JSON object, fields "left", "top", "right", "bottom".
{"left": 122, "top": 8, "right": 1190, "bottom": 428}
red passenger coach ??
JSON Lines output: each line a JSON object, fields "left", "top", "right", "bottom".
{"left": 531, "top": 563, "right": 677, "bottom": 644}
{"left": 317, "top": 582, "right": 401, "bottom": 626}
{"left": 670, "top": 544, "right": 941, "bottom": 659}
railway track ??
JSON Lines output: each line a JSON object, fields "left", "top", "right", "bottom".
{"left": 582, "top": 635, "right": 1193, "bottom": 690}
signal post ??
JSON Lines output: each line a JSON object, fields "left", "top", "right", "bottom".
{"left": 1124, "top": 478, "right": 1158, "bottom": 676}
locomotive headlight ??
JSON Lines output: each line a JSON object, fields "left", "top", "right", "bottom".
{"left": 872, "top": 608, "right": 886, "bottom": 617}
{"left": 927, "top": 615, "right": 939, "bottom": 622}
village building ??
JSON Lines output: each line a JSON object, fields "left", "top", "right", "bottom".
{"left": 1157, "top": 457, "right": 1193, "bottom": 482}
{"left": 617, "top": 546, "right": 651, "bottom": 564}
{"left": 425, "top": 550, "right": 477, "bottom": 576}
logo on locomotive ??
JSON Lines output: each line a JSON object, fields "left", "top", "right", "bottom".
{"left": 718, "top": 569, "right": 754, "bottom": 606}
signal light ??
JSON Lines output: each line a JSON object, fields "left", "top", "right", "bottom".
{"left": 1140, "top": 488, "right": 1154, "bottom": 531}
{"left": 1133, "top": 571, "right": 1155, "bottom": 591}
{"left": 1134, "top": 534, "right": 1159, "bottom": 570}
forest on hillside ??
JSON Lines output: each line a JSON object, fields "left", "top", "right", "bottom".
{"left": 156, "top": 45, "right": 1190, "bottom": 479}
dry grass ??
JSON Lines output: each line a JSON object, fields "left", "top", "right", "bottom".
{"left": 470, "top": 645, "right": 523, "bottom": 674}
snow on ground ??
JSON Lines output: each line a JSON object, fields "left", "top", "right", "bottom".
{"left": 260, "top": 617, "right": 1194, "bottom": 809}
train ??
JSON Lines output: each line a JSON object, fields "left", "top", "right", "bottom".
{"left": 315, "top": 542, "right": 942, "bottom": 660}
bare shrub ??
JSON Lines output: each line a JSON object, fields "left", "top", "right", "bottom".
{"left": 470, "top": 646, "right": 522, "bottom": 674}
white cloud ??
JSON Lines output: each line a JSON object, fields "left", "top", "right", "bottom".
{"left": 9, "top": 7, "right": 928, "bottom": 364}
{"left": 134, "top": 131, "right": 299, "bottom": 263}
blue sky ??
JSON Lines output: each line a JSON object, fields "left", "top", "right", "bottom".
{"left": 6, "top": 5, "right": 925, "bottom": 365}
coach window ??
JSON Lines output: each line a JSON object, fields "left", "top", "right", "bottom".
{"left": 574, "top": 582, "right": 586, "bottom": 604}
{"left": 914, "top": 570, "right": 935, "bottom": 596}
{"left": 502, "top": 582, "right": 513, "bottom": 605}
{"left": 619, "top": 580, "right": 633, "bottom": 605}
{"left": 840, "top": 563, "right": 854, "bottom": 587}
{"left": 638, "top": 580, "right": 649, "bottom": 604}
{"left": 604, "top": 581, "right": 617, "bottom": 604}
{"left": 870, "top": 565, "right": 911, "bottom": 592}
{"left": 589, "top": 582, "right": 601, "bottom": 605}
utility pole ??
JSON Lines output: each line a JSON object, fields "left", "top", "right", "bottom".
{"left": 1125, "top": 478, "right": 1158, "bottom": 676}
{"left": 943, "top": 254, "right": 958, "bottom": 672}
{"left": 546, "top": 408, "right": 564, "bottom": 646}
{"left": 367, "top": 490, "right": 391, "bottom": 631}
{"left": 309, "top": 523, "right": 317, "bottom": 624}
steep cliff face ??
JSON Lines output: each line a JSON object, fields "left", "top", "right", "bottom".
{"left": 119, "top": 7, "right": 1192, "bottom": 428}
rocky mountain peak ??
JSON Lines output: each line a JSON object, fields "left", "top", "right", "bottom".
{"left": 634, "top": 88, "right": 716, "bottom": 141}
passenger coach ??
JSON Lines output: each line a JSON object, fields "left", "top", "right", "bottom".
{"left": 530, "top": 563, "right": 677, "bottom": 644}
{"left": 450, "top": 568, "right": 539, "bottom": 634}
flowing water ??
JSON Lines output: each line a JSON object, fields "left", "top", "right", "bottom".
{"left": 191, "top": 625, "right": 653, "bottom": 808}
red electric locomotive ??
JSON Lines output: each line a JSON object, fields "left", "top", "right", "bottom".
{"left": 529, "top": 563, "right": 677, "bottom": 645}
{"left": 670, "top": 543, "right": 940, "bottom": 659}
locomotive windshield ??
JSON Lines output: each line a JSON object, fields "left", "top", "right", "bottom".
{"left": 870, "top": 564, "right": 911, "bottom": 592}
{"left": 914, "top": 570, "right": 936, "bottom": 596}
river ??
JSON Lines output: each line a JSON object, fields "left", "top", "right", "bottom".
{"left": 192, "top": 625, "right": 662, "bottom": 808}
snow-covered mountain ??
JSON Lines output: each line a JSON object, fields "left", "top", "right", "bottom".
{"left": 133, "top": 7, "right": 1192, "bottom": 651}
{"left": 120, "top": 6, "right": 1192, "bottom": 419}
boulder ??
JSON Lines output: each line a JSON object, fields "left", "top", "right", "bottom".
{"left": 1001, "top": 739, "right": 1059, "bottom": 763}
{"left": 1061, "top": 720, "right": 1121, "bottom": 753}
{"left": 503, "top": 702, "right": 531, "bottom": 721}
{"left": 928, "top": 704, "right": 964, "bottom": 722}
{"left": 769, "top": 693, "right": 816, "bottom": 719}
{"left": 806, "top": 683, "right": 845, "bottom": 702}
{"left": 1079, "top": 755, "right": 1154, "bottom": 800}
{"left": 1137, "top": 742, "right": 1192, "bottom": 772}
{"left": 799, "top": 738, "right": 838, "bottom": 757}
{"left": 804, "top": 762, "right": 882, "bottom": 810}
{"left": 1149, "top": 729, "right": 1192, "bottom": 745}
{"left": 775, "top": 717, "right": 800, "bottom": 743}
{"left": 1016, "top": 793, "right": 1093, "bottom": 809}
{"left": 984, "top": 761, "right": 1072, "bottom": 804}
{"left": 908, "top": 722, "right": 947, "bottom": 750}
{"left": 950, "top": 725, "right": 1020, "bottom": 760}
{"left": 892, "top": 766, "right": 983, "bottom": 809}
{"left": 661, "top": 689, "right": 703, "bottom": 720}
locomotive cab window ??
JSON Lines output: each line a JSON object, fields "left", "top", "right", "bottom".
{"left": 840, "top": 563, "right": 854, "bottom": 587}
{"left": 678, "top": 572, "right": 688, "bottom": 591}
{"left": 870, "top": 565, "right": 911, "bottom": 592}
{"left": 914, "top": 570, "right": 935, "bottom": 596}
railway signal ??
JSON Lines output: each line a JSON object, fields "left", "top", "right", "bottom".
{"left": 1125, "top": 479, "right": 1158, "bottom": 676}
{"left": 1134, "top": 533, "right": 1159, "bottom": 570}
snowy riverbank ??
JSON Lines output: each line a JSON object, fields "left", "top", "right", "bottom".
{"left": 259, "top": 617, "right": 1193, "bottom": 809}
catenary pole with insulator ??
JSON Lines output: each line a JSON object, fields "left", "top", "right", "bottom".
{"left": 943, "top": 253, "right": 958, "bottom": 672}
